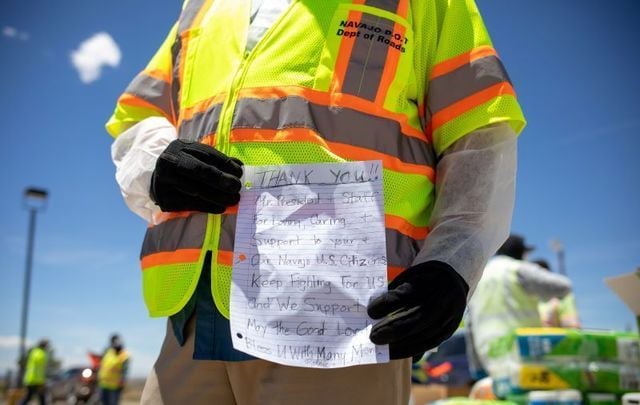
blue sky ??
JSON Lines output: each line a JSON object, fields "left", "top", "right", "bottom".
{"left": 0, "top": 1, "right": 638, "bottom": 377}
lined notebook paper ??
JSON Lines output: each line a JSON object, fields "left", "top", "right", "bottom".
{"left": 230, "top": 161, "right": 389, "bottom": 368}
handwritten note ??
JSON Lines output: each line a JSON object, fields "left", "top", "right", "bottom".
{"left": 230, "top": 161, "right": 389, "bottom": 368}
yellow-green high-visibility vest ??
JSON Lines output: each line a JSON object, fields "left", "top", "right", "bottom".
{"left": 106, "top": 0, "right": 526, "bottom": 318}
{"left": 98, "top": 348, "right": 129, "bottom": 390}
{"left": 23, "top": 347, "right": 47, "bottom": 386}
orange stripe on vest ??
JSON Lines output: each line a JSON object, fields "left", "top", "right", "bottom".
{"left": 119, "top": 93, "right": 173, "bottom": 121}
{"left": 430, "top": 46, "right": 498, "bottom": 80}
{"left": 141, "top": 248, "right": 201, "bottom": 270}
{"left": 385, "top": 214, "right": 429, "bottom": 240}
{"left": 431, "top": 82, "right": 516, "bottom": 131}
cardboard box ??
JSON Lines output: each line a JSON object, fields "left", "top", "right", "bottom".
{"left": 605, "top": 269, "right": 640, "bottom": 333}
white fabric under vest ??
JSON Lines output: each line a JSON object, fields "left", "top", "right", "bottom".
{"left": 247, "top": 0, "right": 292, "bottom": 51}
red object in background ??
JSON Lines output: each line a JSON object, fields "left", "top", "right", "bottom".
{"left": 87, "top": 352, "right": 102, "bottom": 369}
{"left": 428, "top": 361, "right": 453, "bottom": 378}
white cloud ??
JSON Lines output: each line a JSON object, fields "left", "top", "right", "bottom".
{"left": 70, "top": 32, "right": 121, "bottom": 84}
{"left": 0, "top": 336, "right": 30, "bottom": 349}
{"left": 3, "top": 26, "right": 17, "bottom": 38}
{"left": 2, "top": 26, "right": 29, "bottom": 41}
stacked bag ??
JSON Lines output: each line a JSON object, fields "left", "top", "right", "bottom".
{"left": 485, "top": 327, "right": 640, "bottom": 400}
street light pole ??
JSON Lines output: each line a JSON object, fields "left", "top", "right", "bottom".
{"left": 550, "top": 238, "right": 566, "bottom": 276}
{"left": 17, "top": 187, "right": 48, "bottom": 388}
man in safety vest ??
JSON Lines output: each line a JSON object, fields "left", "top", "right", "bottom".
{"left": 98, "top": 335, "right": 129, "bottom": 405}
{"left": 467, "top": 235, "right": 572, "bottom": 375}
{"left": 107, "top": 0, "right": 526, "bottom": 403}
{"left": 19, "top": 339, "right": 49, "bottom": 405}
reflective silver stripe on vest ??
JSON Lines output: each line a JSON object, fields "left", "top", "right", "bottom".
{"left": 218, "top": 213, "right": 421, "bottom": 269}
{"left": 125, "top": 73, "right": 173, "bottom": 118}
{"left": 231, "top": 96, "right": 435, "bottom": 168}
{"left": 140, "top": 213, "right": 208, "bottom": 259}
{"left": 170, "top": 38, "right": 182, "bottom": 122}
{"left": 342, "top": 13, "right": 395, "bottom": 101}
{"left": 178, "top": 0, "right": 208, "bottom": 34}
{"left": 365, "top": 0, "right": 401, "bottom": 13}
{"left": 385, "top": 228, "right": 422, "bottom": 268}
{"left": 219, "top": 214, "right": 236, "bottom": 252}
{"left": 428, "top": 55, "right": 511, "bottom": 114}
{"left": 173, "top": 0, "right": 209, "bottom": 119}
{"left": 178, "top": 103, "right": 223, "bottom": 141}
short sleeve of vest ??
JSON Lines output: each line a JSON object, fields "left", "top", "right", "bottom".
{"left": 426, "top": 0, "right": 526, "bottom": 155}
{"left": 105, "top": 22, "right": 178, "bottom": 138}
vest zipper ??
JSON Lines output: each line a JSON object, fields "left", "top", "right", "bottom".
{"left": 206, "top": 2, "right": 298, "bottom": 306}
{"left": 215, "top": 0, "right": 298, "bottom": 157}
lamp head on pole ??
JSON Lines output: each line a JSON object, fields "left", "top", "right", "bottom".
{"left": 549, "top": 238, "right": 564, "bottom": 253}
{"left": 23, "top": 187, "right": 49, "bottom": 211}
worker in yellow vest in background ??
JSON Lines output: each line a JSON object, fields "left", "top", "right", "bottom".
{"left": 98, "top": 335, "right": 130, "bottom": 405}
{"left": 468, "top": 235, "right": 573, "bottom": 375}
{"left": 19, "top": 339, "right": 49, "bottom": 405}
{"left": 107, "top": 0, "right": 526, "bottom": 403}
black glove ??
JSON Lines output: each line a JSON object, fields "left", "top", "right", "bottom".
{"left": 150, "top": 139, "right": 243, "bottom": 213}
{"left": 367, "top": 260, "right": 469, "bottom": 360}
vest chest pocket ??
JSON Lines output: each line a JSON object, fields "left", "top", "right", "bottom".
{"left": 315, "top": 4, "right": 414, "bottom": 108}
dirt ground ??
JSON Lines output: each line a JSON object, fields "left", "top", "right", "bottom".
{"left": 1, "top": 378, "right": 145, "bottom": 405}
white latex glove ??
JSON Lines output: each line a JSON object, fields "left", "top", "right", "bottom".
{"left": 111, "top": 117, "right": 176, "bottom": 224}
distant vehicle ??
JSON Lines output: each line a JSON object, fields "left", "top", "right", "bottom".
{"left": 47, "top": 365, "right": 97, "bottom": 404}
{"left": 412, "top": 333, "right": 472, "bottom": 386}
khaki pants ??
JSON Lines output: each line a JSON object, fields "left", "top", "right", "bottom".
{"left": 141, "top": 319, "right": 411, "bottom": 405}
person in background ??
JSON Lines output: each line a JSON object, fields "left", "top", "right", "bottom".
{"left": 98, "top": 335, "right": 130, "bottom": 405}
{"left": 534, "top": 259, "right": 581, "bottom": 329}
{"left": 106, "top": 0, "right": 526, "bottom": 403}
{"left": 103, "top": 334, "right": 122, "bottom": 357}
{"left": 19, "top": 339, "right": 49, "bottom": 405}
{"left": 468, "top": 235, "right": 573, "bottom": 373}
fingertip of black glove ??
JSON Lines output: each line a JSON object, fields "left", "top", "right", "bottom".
{"left": 222, "top": 174, "right": 243, "bottom": 194}
{"left": 366, "top": 261, "right": 469, "bottom": 320}
{"left": 366, "top": 283, "right": 412, "bottom": 320}
{"left": 229, "top": 157, "right": 245, "bottom": 176}
{"left": 219, "top": 157, "right": 243, "bottom": 180}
